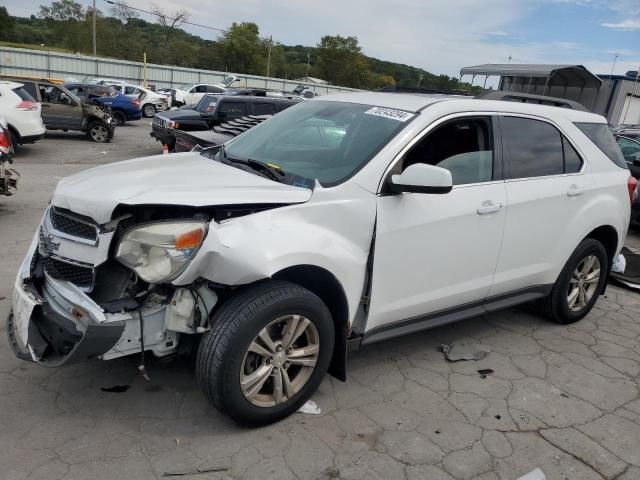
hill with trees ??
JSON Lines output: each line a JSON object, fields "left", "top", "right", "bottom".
{"left": 0, "top": 1, "right": 478, "bottom": 93}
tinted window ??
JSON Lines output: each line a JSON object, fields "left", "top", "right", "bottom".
{"left": 617, "top": 137, "right": 640, "bottom": 165}
{"left": 252, "top": 103, "right": 274, "bottom": 115}
{"left": 563, "top": 138, "right": 583, "bottom": 173}
{"left": 219, "top": 102, "right": 247, "bottom": 116}
{"left": 502, "top": 117, "right": 563, "bottom": 179}
{"left": 194, "top": 85, "right": 207, "bottom": 93}
{"left": 576, "top": 122, "right": 627, "bottom": 169}
{"left": 403, "top": 117, "right": 494, "bottom": 185}
{"left": 20, "top": 82, "right": 38, "bottom": 99}
{"left": 205, "top": 85, "right": 224, "bottom": 93}
{"left": 12, "top": 87, "right": 36, "bottom": 102}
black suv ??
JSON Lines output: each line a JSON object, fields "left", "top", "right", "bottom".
{"left": 2, "top": 77, "right": 116, "bottom": 143}
{"left": 151, "top": 95, "right": 301, "bottom": 150}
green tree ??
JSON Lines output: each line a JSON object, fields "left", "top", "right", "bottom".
{"left": 38, "top": 0, "right": 84, "bottom": 21}
{"left": 0, "top": 7, "right": 16, "bottom": 39}
{"left": 218, "top": 22, "right": 265, "bottom": 74}
{"left": 315, "top": 35, "right": 372, "bottom": 88}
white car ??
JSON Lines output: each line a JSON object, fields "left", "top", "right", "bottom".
{"left": 163, "top": 75, "right": 240, "bottom": 106}
{"left": 0, "top": 81, "right": 45, "bottom": 150}
{"left": 8, "top": 92, "right": 635, "bottom": 426}
{"left": 110, "top": 84, "right": 169, "bottom": 118}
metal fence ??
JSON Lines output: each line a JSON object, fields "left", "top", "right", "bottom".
{"left": 0, "top": 46, "right": 360, "bottom": 95}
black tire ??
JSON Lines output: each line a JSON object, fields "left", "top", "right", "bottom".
{"left": 539, "top": 238, "right": 608, "bottom": 324}
{"left": 6, "top": 312, "right": 33, "bottom": 362}
{"left": 86, "top": 121, "right": 113, "bottom": 143}
{"left": 196, "top": 281, "right": 334, "bottom": 426}
{"left": 142, "top": 103, "right": 156, "bottom": 118}
{"left": 112, "top": 110, "right": 127, "bottom": 126}
{"left": 9, "top": 129, "right": 19, "bottom": 154}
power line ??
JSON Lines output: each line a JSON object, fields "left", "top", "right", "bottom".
{"left": 102, "top": 0, "right": 228, "bottom": 33}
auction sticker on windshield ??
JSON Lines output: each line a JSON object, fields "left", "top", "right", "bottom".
{"left": 364, "top": 106, "right": 414, "bottom": 122}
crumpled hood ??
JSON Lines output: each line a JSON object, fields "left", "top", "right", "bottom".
{"left": 51, "top": 153, "right": 312, "bottom": 223}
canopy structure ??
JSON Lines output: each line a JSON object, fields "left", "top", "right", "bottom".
{"left": 460, "top": 64, "right": 602, "bottom": 110}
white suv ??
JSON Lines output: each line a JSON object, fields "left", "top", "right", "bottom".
{"left": 0, "top": 81, "right": 45, "bottom": 150}
{"left": 8, "top": 92, "right": 634, "bottom": 425}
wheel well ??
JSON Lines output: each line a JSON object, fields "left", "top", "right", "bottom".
{"left": 585, "top": 225, "right": 618, "bottom": 265}
{"left": 7, "top": 124, "right": 20, "bottom": 142}
{"left": 273, "top": 265, "right": 349, "bottom": 382}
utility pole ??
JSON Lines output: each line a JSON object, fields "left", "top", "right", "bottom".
{"left": 306, "top": 52, "right": 311, "bottom": 78}
{"left": 92, "top": 0, "right": 97, "bottom": 55}
{"left": 266, "top": 35, "right": 272, "bottom": 82}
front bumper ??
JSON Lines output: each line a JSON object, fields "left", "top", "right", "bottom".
{"left": 150, "top": 124, "right": 175, "bottom": 147}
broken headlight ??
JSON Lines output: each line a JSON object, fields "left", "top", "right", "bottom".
{"left": 115, "top": 221, "right": 207, "bottom": 283}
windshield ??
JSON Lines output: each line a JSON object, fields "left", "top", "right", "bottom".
{"left": 178, "top": 83, "right": 194, "bottom": 91}
{"left": 217, "top": 101, "right": 413, "bottom": 187}
{"left": 196, "top": 95, "right": 219, "bottom": 113}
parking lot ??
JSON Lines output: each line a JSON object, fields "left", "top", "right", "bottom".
{"left": 1, "top": 122, "right": 640, "bottom": 480}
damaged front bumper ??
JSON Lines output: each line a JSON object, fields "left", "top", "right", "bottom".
{"left": 0, "top": 164, "right": 19, "bottom": 196}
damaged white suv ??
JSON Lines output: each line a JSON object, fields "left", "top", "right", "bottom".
{"left": 8, "top": 92, "right": 635, "bottom": 425}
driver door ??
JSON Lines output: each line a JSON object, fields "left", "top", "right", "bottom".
{"left": 366, "top": 114, "right": 507, "bottom": 333}
{"left": 40, "top": 86, "right": 83, "bottom": 129}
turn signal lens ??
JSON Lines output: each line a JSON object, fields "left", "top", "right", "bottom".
{"left": 175, "top": 228, "right": 204, "bottom": 250}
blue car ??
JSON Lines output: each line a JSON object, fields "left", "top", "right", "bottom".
{"left": 65, "top": 83, "right": 142, "bottom": 125}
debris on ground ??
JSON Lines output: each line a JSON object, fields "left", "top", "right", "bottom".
{"left": 163, "top": 465, "right": 229, "bottom": 477}
{"left": 438, "top": 342, "right": 491, "bottom": 362}
{"left": 478, "top": 368, "right": 494, "bottom": 378}
{"left": 610, "top": 247, "right": 640, "bottom": 291}
{"left": 612, "top": 253, "right": 626, "bottom": 273}
{"left": 298, "top": 399, "right": 321, "bottom": 415}
{"left": 516, "top": 467, "right": 546, "bottom": 480}
{"left": 100, "top": 385, "right": 130, "bottom": 393}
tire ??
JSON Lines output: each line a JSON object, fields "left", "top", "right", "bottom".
{"left": 9, "top": 129, "right": 19, "bottom": 154}
{"left": 112, "top": 110, "right": 126, "bottom": 126}
{"left": 6, "top": 312, "right": 33, "bottom": 362}
{"left": 86, "top": 121, "right": 113, "bottom": 143}
{"left": 142, "top": 103, "right": 156, "bottom": 118}
{"left": 539, "top": 238, "right": 608, "bottom": 324}
{"left": 196, "top": 281, "right": 334, "bottom": 426}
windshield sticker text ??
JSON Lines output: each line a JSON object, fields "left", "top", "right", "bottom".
{"left": 364, "top": 107, "right": 414, "bottom": 122}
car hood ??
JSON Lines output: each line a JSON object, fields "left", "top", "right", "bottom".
{"left": 51, "top": 153, "right": 313, "bottom": 223}
{"left": 157, "top": 109, "right": 201, "bottom": 121}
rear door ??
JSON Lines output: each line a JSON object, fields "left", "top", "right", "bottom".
{"left": 40, "top": 85, "right": 83, "bottom": 129}
{"left": 489, "top": 114, "right": 588, "bottom": 296}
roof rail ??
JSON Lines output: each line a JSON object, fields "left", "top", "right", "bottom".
{"left": 476, "top": 90, "right": 588, "bottom": 111}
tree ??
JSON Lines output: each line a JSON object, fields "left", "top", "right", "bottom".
{"left": 110, "top": 1, "right": 138, "bottom": 24}
{"left": 315, "top": 35, "right": 372, "bottom": 88}
{"left": 150, "top": 4, "right": 188, "bottom": 29}
{"left": 217, "top": 22, "right": 265, "bottom": 74}
{"left": 38, "top": 0, "right": 84, "bottom": 21}
{"left": 0, "top": 7, "right": 16, "bottom": 38}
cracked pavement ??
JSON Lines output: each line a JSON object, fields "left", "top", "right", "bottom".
{"left": 1, "top": 123, "right": 640, "bottom": 480}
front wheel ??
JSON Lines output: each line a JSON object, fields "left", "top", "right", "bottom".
{"left": 196, "top": 281, "right": 334, "bottom": 426}
{"left": 539, "top": 238, "right": 608, "bottom": 324}
{"left": 142, "top": 103, "right": 156, "bottom": 118}
{"left": 87, "top": 121, "right": 113, "bottom": 143}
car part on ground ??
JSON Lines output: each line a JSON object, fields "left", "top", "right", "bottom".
{"left": 8, "top": 92, "right": 632, "bottom": 425}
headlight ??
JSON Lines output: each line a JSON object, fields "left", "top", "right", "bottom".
{"left": 115, "top": 221, "right": 207, "bottom": 283}
{"left": 167, "top": 120, "right": 179, "bottom": 129}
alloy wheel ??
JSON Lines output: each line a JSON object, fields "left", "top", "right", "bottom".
{"left": 240, "top": 314, "right": 320, "bottom": 408}
{"left": 567, "top": 254, "right": 601, "bottom": 312}
{"left": 90, "top": 125, "right": 108, "bottom": 142}
{"left": 143, "top": 104, "right": 156, "bottom": 117}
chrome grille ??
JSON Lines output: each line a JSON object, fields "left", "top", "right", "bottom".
{"left": 43, "top": 257, "right": 94, "bottom": 291}
{"left": 153, "top": 116, "right": 166, "bottom": 127}
{"left": 49, "top": 207, "right": 98, "bottom": 242}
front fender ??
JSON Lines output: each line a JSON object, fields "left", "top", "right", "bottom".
{"left": 174, "top": 187, "right": 377, "bottom": 326}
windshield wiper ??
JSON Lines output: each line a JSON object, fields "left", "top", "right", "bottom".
{"left": 225, "top": 156, "right": 285, "bottom": 182}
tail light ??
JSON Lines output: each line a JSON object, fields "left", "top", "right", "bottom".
{"left": 130, "top": 99, "right": 140, "bottom": 108}
{"left": 0, "top": 128, "right": 10, "bottom": 155}
{"left": 628, "top": 176, "right": 638, "bottom": 206}
{"left": 16, "top": 100, "right": 38, "bottom": 111}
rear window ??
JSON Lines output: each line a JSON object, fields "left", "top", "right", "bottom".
{"left": 575, "top": 122, "right": 627, "bottom": 169}
{"left": 12, "top": 87, "right": 36, "bottom": 102}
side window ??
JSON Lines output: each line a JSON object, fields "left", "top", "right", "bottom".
{"left": 252, "top": 103, "right": 274, "bottom": 115}
{"left": 402, "top": 117, "right": 494, "bottom": 185}
{"left": 576, "top": 122, "right": 627, "bottom": 169}
{"left": 501, "top": 117, "right": 563, "bottom": 179}
{"left": 205, "top": 85, "right": 224, "bottom": 93}
{"left": 617, "top": 137, "right": 640, "bottom": 165}
{"left": 124, "top": 86, "right": 138, "bottom": 95}
{"left": 563, "top": 138, "right": 583, "bottom": 173}
{"left": 42, "top": 86, "right": 68, "bottom": 104}
{"left": 194, "top": 85, "right": 207, "bottom": 93}
{"left": 218, "top": 102, "right": 247, "bottom": 116}
{"left": 22, "top": 82, "right": 38, "bottom": 100}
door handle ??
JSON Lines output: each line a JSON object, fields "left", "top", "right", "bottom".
{"left": 567, "top": 185, "right": 585, "bottom": 197}
{"left": 477, "top": 201, "right": 503, "bottom": 215}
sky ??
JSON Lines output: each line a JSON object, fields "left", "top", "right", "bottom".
{"left": 4, "top": 0, "right": 640, "bottom": 81}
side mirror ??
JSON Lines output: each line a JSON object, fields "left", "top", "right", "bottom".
{"left": 388, "top": 163, "right": 453, "bottom": 194}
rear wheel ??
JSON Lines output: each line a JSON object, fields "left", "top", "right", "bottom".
{"left": 142, "top": 103, "right": 156, "bottom": 118}
{"left": 196, "top": 281, "right": 334, "bottom": 426}
{"left": 112, "top": 110, "right": 126, "bottom": 126}
{"left": 87, "top": 121, "right": 113, "bottom": 143}
{"left": 539, "top": 238, "right": 608, "bottom": 324}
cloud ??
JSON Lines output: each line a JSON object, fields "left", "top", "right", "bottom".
{"left": 601, "top": 19, "right": 640, "bottom": 30}
{"left": 486, "top": 30, "right": 510, "bottom": 36}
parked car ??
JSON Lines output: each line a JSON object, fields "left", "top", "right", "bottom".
{"left": 0, "top": 117, "right": 18, "bottom": 195}
{"left": 3, "top": 77, "right": 115, "bottom": 143}
{"left": 104, "top": 83, "right": 170, "bottom": 118}
{"left": 65, "top": 83, "right": 142, "bottom": 125}
{"left": 7, "top": 92, "right": 635, "bottom": 426}
{"left": 159, "top": 75, "right": 240, "bottom": 107}
{"left": 173, "top": 115, "right": 272, "bottom": 153}
{"left": 0, "top": 81, "right": 45, "bottom": 151}
{"left": 616, "top": 135, "right": 640, "bottom": 225}
{"left": 615, "top": 126, "right": 640, "bottom": 140}
{"left": 151, "top": 95, "right": 300, "bottom": 150}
